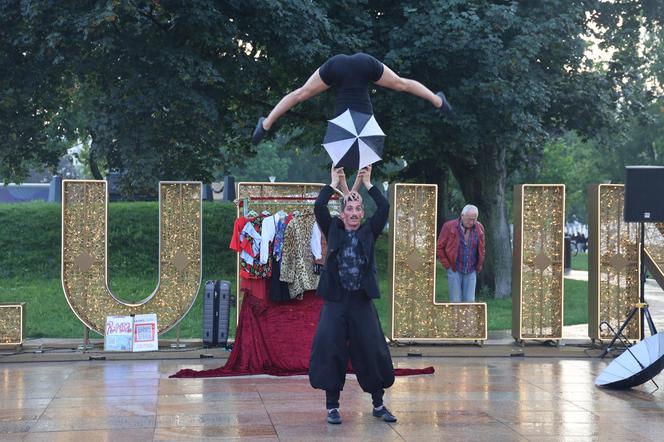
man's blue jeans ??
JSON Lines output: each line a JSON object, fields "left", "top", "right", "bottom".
{"left": 446, "top": 269, "right": 476, "bottom": 303}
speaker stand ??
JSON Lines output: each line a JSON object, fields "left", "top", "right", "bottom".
{"left": 600, "top": 222, "right": 658, "bottom": 357}
{"left": 600, "top": 303, "right": 656, "bottom": 358}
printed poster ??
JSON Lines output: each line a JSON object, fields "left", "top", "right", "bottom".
{"left": 132, "top": 313, "right": 158, "bottom": 352}
{"left": 104, "top": 316, "right": 134, "bottom": 351}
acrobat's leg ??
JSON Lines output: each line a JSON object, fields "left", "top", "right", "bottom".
{"left": 374, "top": 65, "right": 453, "bottom": 116}
{"left": 251, "top": 69, "right": 329, "bottom": 144}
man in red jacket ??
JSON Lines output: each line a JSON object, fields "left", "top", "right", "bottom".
{"left": 436, "top": 205, "right": 486, "bottom": 302}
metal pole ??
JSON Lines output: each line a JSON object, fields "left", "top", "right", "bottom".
{"left": 78, "top": 326, "right": 93, "bottom": 351}
{"left": 170, "top": 323, "right": 186, "bottom": 348}
{"left": 600, "top": 307, "right": 639, "bottom": 358}
{"left": 640, "top": 222, "right": 646, "bottom": 340}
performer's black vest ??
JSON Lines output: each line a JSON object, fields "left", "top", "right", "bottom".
{"left": 316, "top": 218, "right": 380, "bottom": 301}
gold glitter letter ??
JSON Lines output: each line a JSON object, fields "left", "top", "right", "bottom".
{"left": 0, "top": 303, "right": 25, "bottom": 345}
{"left": 389, "top": 184, "right": 487, "bottom": 341}
{"left": 512, "top": 184, "right": 565, "bottom": 342}
{"left": 588, "top": 184, "right": 640, "bottom": 340}
{"left": 61, "top": 180, "right": 202, "bottom": 335}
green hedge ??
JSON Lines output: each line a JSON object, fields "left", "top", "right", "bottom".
{"left": 1, "top": 201, "right": 588, "bottom": 338}
{"left": 0, "top": 201, "right": 391, "bottom": 280}
{"left": 0, "top": 201, "right": 239, "bottom": 280}
{"left": 0, "top": 201, "right": 391, "bottom": 338}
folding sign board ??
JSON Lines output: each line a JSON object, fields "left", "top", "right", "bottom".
{"left": 132, "top": 313, "right": 158, "bottom": 352}
{"left": 104, "top": 315, "right": 134, "bottom": 351}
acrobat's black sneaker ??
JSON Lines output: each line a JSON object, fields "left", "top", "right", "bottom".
{"left": 327, "top": 408, "right": 342, "bottom": 424}
{"left": 373, "top": 406, "right": 397, "bottom": 422}
{"left": 436, "top": 91, "right": 453, "bottom": 117}
{"left": 251, "top": 117, "right": 268, "bottom": 145}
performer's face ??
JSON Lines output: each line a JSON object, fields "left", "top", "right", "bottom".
{"left": 342, "top": 200, "right": 364, "bottom": 230}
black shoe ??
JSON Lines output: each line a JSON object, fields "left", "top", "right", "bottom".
{"left": 251, "top": 116, "right": 268, "bottom": 145}
{"left": 373, "top": 406, "right": 397, "bottom": 423}
{"left": 435, "top": 91, "right": 453, "bottom": 117}
{"left": 327, "top": 408, "right": 342, "bottom": 424}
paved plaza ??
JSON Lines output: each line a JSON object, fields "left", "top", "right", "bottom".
{"left": 1, "top": 356, "right": 664, "bottom": 441}
{"left": 2, "top": 269, "right": 663, "bottom": 441}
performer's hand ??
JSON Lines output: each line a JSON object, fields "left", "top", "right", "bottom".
{"left": 338, "top": 167, "right": 350, "bottom": 196}
{"left": 330, "top": 165, "right": 345, "bottom": 189}
{"left": 358, "top": 165, "right": 373, "bottom": 189}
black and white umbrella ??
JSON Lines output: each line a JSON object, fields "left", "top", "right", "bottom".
{"left": 595, "top": 333, "right": 664, "bottom": 389}
{"left": 322, "top": 109, "right": 385, "bottom": 170}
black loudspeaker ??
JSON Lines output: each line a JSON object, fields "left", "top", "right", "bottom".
{"left": 624, "top": 166, "right": 664, "bottom": 222}
{"left": 223, "top": 175, "right": 236, "bottom": 201}
{"left": 202, "top": 184, "right": 213, "bottom": 202}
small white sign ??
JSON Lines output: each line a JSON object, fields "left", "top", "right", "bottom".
{"left": 104, "top": 316, "right": 134, "bottom": 351}
{"left": 132, "top": 314, "right": 158, "bottom": 352}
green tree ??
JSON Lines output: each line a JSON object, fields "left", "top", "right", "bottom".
{"left": 528, "top": 132, "right": 604, "bottom": 223}
{"left": 229, "top": 139, "right": 291, "bottom": 182}
{"left": 0, "top": 0, "right": 370, "bottom": 195}
{"left": 2, "top": 0, "right": 661, "bottom": 300}
{"left": 0, "top": 1, "right": 72, "bottom": 182}
{"left": 599, "top": 103, "right": 664, "bottom": 181}
{"left": 524, "top": 97, "right": 664, "bottom": 225}
{"left": 367, "top": 0, "right": 660, "bottom": 298}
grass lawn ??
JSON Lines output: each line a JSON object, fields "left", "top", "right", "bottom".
{"left": 1, "top": 270, "right": 589, "bottom": 339}
{"left": 0, "top": 201, "right": 590, "bottom": 339}
{"left": 571, "top": 253, "right": 588, "bottom": 271}
{"left": 0, "top": 276, "right": 238, "bottom": 340}
{"left": 564, "top": 279, "right": 589, "bottom": 325}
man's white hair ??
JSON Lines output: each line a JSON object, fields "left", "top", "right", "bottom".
{"left": 461, "top": 204, "right": 479, "bottom": 216}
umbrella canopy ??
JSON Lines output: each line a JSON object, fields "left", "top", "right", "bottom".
{"left": 595, "top": 333, "right": 664, "bottom": 389}
{"left": 322, "top": 109, "right": 385, "bottom": 170}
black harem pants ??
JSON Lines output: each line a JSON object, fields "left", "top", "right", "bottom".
{"left": 309, "top": 289, "right": 395, "bottom": 404}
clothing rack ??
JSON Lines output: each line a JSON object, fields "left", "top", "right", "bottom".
{"left": 233, "top": 182, "right": 344, "bottom": 321}
{"left": 236, "top": 195, "right": 341, "bottom": 217}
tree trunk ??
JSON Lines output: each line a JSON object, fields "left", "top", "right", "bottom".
{"left": 88, "top": 131, "right": 104, "bottom": 180}
{"left": 89, "top": 149, "right": 103, "bottom": 180}
{"left": 431, "top": 167, "right": 450, "bottom": 232}
{"left": 450, "top": 144, "right": 512, "bottom": 299}
{"left": 398, "top": 161, "right": 451, "bottom": 231}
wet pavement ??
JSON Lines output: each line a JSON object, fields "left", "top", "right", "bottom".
{"left": 1, "top": 356, "right": 663, "bottom": 441}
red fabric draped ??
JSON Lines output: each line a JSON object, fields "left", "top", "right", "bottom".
{"left": 170, "top": 289, "right": 434, "bottom": 379}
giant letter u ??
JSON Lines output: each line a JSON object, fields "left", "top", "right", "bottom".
{"left": 61, "top": 180, "right": 202, "bottom": 334}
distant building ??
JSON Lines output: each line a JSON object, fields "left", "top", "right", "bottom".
{"left": 0, "top": 144, "right": 84, "bottom": 203}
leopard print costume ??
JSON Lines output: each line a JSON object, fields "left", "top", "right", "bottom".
{"left": 280, "top": 212, "right": 319, "bottom": 299}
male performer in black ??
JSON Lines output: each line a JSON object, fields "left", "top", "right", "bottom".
{"left": 251, "top": 52, "right": 452, "bottom": 144}
{"left": 309, "top": 164, "right": 396, "bottom": 425}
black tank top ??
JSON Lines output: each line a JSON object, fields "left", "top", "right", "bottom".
{"left": 319, "top": 53, "right": 385, "bottom": 116}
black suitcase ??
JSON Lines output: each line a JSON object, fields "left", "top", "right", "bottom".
{"left": 202, "top": 280, "right": 232, "bottom": 347}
